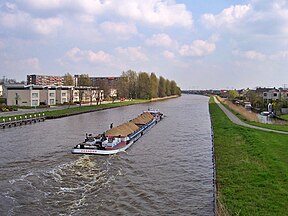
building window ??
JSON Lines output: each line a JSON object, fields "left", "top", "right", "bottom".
{"left": 62, "top": 92, "right": 66, "bottom": 97}
{"left": 273, "top": 93, "right": 278, "bottom": 97}
{"left": 50, "top": 99, "right": 55, "bottom": 105}
{"left": 32, "top": 93, "right": 38, "bottom": 98}
{"left": 49, "top": 92, "right": 55, "bottom": 97}
{"left": 263, "top": 93, "right": 267, "bottom": 96}
{"left": 32, "top": 99, "right": 38, "bottom": 106}
{"left": 62, "top": 98, "right": 67, "bottom": 103}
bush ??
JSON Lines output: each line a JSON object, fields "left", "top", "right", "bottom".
{"left": 0, "top": 98, "right": 6, "bottom": 104}
{"left": 0, "top": 104, "right": 16, "bottom": 112}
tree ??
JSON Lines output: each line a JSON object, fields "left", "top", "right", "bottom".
{"left": 117, "top": 72, "right": 129, "bottom": 98}
{"left": 170, "top": 80, "right": 177, "bottom": 95}
{"left": 246, "top": 90, "right": 263, "bottom": 108}
{"left": 63, "top": 73, "right": 74, "bottom": 86}
{"left": 98, "top": 79, "right": 110, "bottom": 99}
{"left": 137, "top": 72, "right": 150, "bottom": 99}
{"left": 150, "top": 73, "right": 159, "bottom": 98}
{"left": 78, "top": 74, "right": 92, "bottom": 86}
{"left": 158, "top": 76, "right": 166, "bottom": 97}
{"left": 228, "top": 90, "right": 239, "bottom": 100}
{"left": 165, "top": 79, "right": 171, "bottom": 96}
{"left": 78, "top": 89, "right": 85, "bottom": 106}
{"left": 127, "top": 70, "right": 138, "bottom": 99}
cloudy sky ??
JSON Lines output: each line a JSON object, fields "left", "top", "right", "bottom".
{"left": 0, "top": 0, "right": 288, "bottom": 89}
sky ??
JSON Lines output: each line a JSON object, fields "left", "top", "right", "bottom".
{"left": 0, "top": 0, "right": 288, "bottom": 90}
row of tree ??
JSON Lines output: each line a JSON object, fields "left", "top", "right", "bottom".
{"left": 117, "top": 70, "right": 181, "bottom": 99}
{"left": 63, "top": 71, "right": 181, "bottom": 100}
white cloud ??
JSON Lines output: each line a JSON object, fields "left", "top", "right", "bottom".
{"left": 111, "top": 0, "right": 193, "bottom": 28}
{"left": 202, "top": 4, "right": 251, "bottom": 28}
{"left": 244, "top": 50, "right": 266, "bottom": 60}
{"left": 179, "top": 40, "right": 216, "bottom": 57}
{"left": 19, "top": 0, "right": 106, "bottom": 14}
{"left": 100, "top": 21, "right": 137, "bottom": 36}
{"left": 270, "top": 51, "right": 288, "bottom": 60}
{"left": 20, "top": 57, "right": 40, "bottom": 70}
{"left": 146, "top": 33, "right": 174, "bottom": 47}
{"left": 87, "top": 50, "right": 112, "bottom": 63}
{"left": 0, "top": 10, "right": 29, "bottom": 28}
{"left": 20, "top": 0, "right": 193, "bottom": 28}
{"left": 116, "top": 46, "right": 148, "bottom": 61}
{"left": 65, "top": 47, "right": 82, "bottom": 62}
{"left": 0, "top": 4, "right": 63, "bottom": 36}
{"left": 33, "top": 17, "right": 63, "bottom": 35}
{"left": 234, "top": 49, "right": 288, "bottom": 61}
{"left": 162, "top": 50, "right": 175, "bottom": 59}
{"left": 64, "top": 47, "right": 112, "bottom": 63}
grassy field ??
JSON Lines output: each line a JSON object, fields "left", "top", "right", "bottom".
{"left": 210, "top": 98, "right": 288, "bottom": 216}
{"left": 0, "top": 99, "right": 148, "bottom": 122}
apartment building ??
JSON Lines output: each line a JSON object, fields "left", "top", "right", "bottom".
{"left": 27, "top": 74, "right": 64, "bottom": 86}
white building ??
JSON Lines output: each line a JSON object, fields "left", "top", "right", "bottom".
{"left": 5, "top": 84, "right": 104, "bottom": 106}
{"left": 6, "top": 85, "right": 41, "bottom": 106}
{"left": 40, "top": 87, "right": 56, "bottom": 106}
{"left": 56, "top": 87, "right": 69, "bottom": 104}
{"left": 0, "top": 84, "right": 3, "bottom": 97}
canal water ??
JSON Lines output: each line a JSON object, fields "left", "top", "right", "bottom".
{"left": 0, "top": 95, "right": 214, "bottom": 216}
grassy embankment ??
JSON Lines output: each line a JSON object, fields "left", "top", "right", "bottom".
{"left": 216, "top": 96, "right": 288, "bottom": 133}
{"left": 0, "top": 99, "right": 148, "bottom": 122}
{"left": 210, "top": 97, "right": 288, "bottom": 216}
{"left": 0, "top": 95, "right": 180, "bottom": 122}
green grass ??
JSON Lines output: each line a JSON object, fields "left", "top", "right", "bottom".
{"left": 210, "top": 98, "right": 288, "bottom": 216}
{"left": 0, "top": 99, "right": 148, "bottom": 122}
{"left": 279, "top": 114, "right": 288, "bottom": 121}
{"left": 44, "top": 99, "right": 148, "bottom": 118}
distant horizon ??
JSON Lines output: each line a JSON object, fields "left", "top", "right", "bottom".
{"left": 1, "top": 1, "right": 288, "bottom": 89}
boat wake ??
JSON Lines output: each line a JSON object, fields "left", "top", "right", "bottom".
{"left": 2, "top": 155, "right": 122, "bottom": 215}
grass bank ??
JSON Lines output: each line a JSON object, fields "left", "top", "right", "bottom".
{"left": 0, "top": 99, "right": 148, "bottom": 122}
{"left": 44, "top": 99, "right": 148, "bottom": 119}
{"left": 0, "top": 95, "right": 179, "bottom": 122}
{"left": 210, "top": 97, "right": 288, "bottom": 216}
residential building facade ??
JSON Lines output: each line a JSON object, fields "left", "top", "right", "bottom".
{"left": 27, "top": 74, "right": 64, "bottom": 86}
{"left": 56, "top": 87, "right": 69, "bottom": 104}
{"left": 6, "top": 85, "right": 41, "bottom": 106}
{"left": 39, "top": 87, "right": 56, "bottom": 106}
{"left": 263, "top": 89, "right": 282, "bottom": 102}
{"left": 5, "top": 85, "right": 104, "bottom": 106}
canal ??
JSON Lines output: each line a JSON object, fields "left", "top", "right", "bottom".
{"left": 0, "top": 94, "right": 214, "bottom": 215}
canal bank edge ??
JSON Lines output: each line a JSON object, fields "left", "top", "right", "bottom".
{"left": 45, "top": 95, "right": 180, "bottom": 119}
{"left": 0, "top": 95, "right": 180, "bottom": 121}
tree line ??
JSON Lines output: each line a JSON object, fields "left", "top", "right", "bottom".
{"left": 63, "top": 71, "right": 181, "bottom": 100}
{"left": 117, "top": 70, "right": 181, "bottom": 99}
